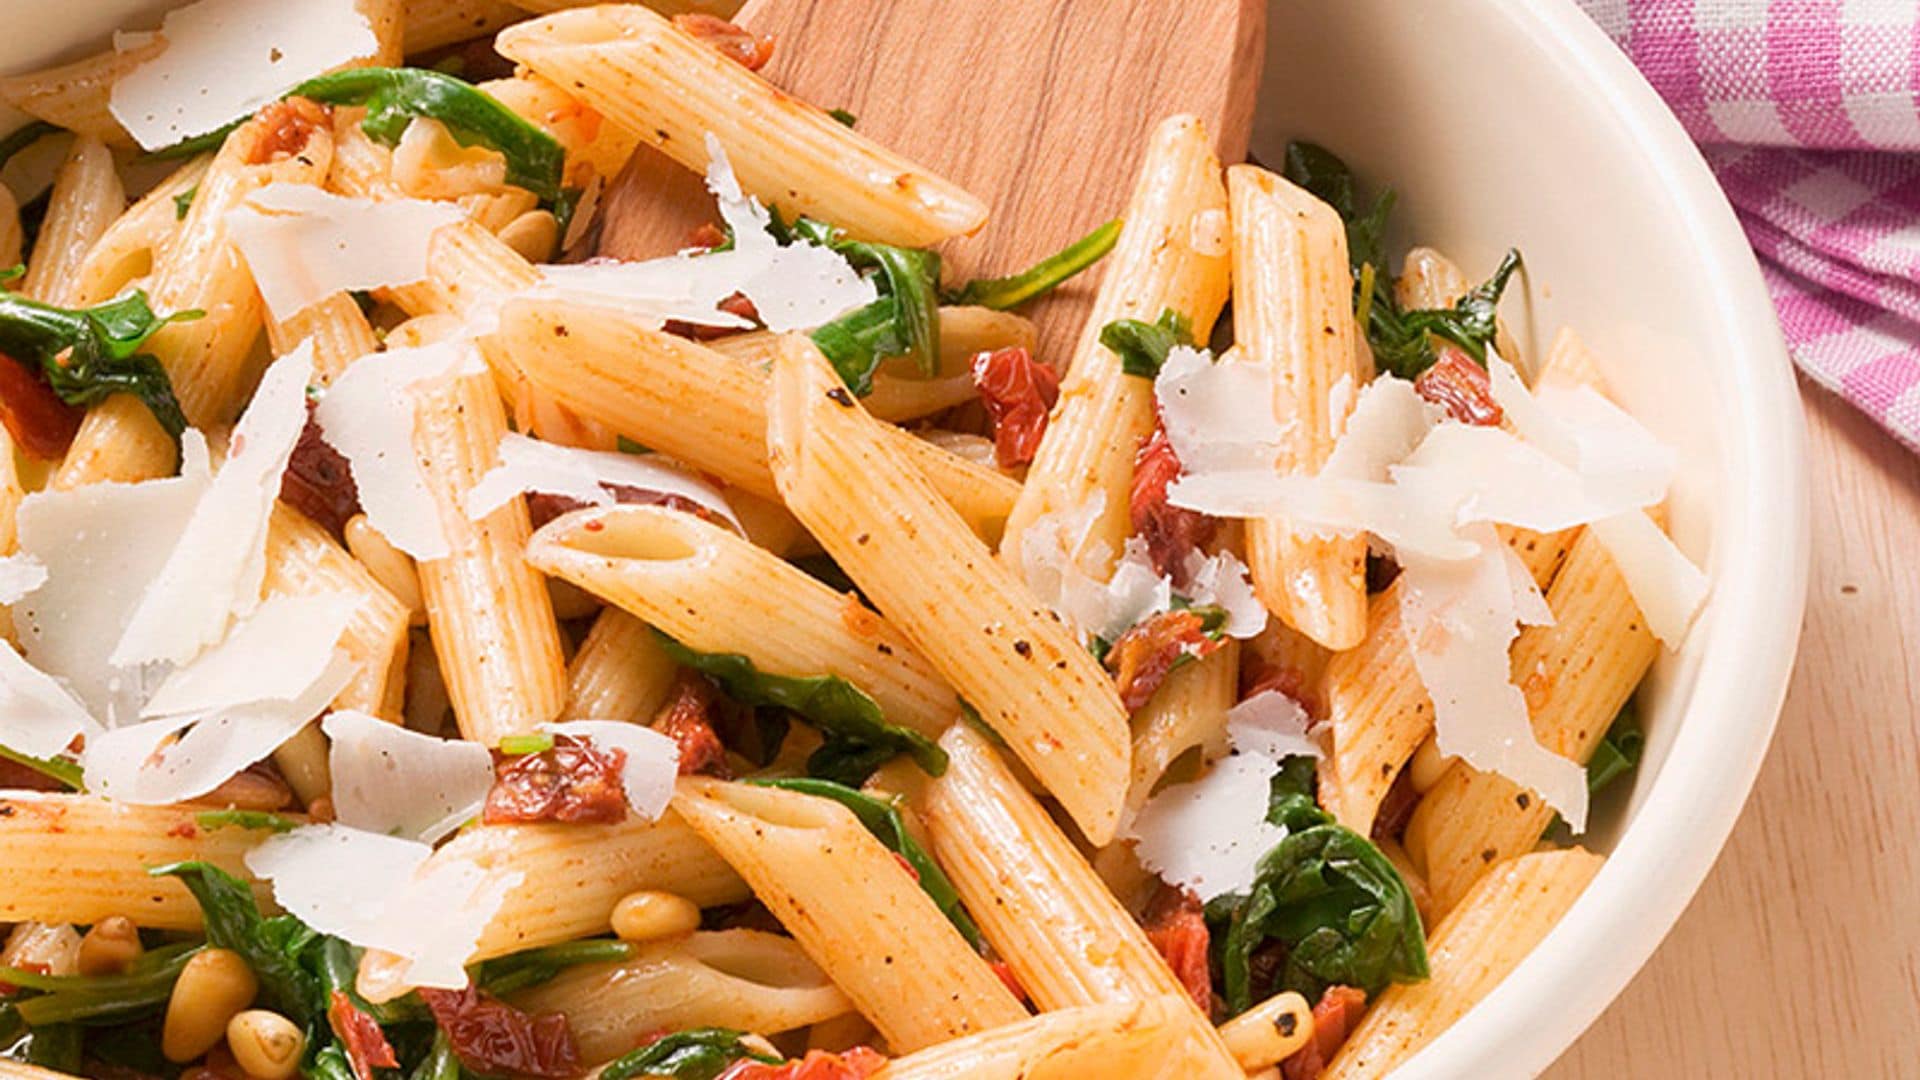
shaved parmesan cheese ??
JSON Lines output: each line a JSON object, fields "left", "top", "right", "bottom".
{"left": 1589, "top": 511, "right": 1708, "bottom": 646}
{"left": 1398, "top": 535, "right": 1589, "bottom": 830}
{"left": 114, "top": 347, "right": 313, "bottom": 668}
{"left": 108, "top": 0, "right": 377, "bottom": 150}
{"left": 1170, "top": 471, "right": 1479, "bottom": 562}
{"left": 1320, "top": 376, "right": 1436, "bottom": 482}
{"left": 1501, "top": 545, "right": 1555, "bottom": 628}
{"left": 15, "top": 466, "right": 210, "bottom": 723}
{"left": 543, "top": 720, "right": 679, "bottom": 821}
{"left": 1391, "top": 424, "right": 1650, "bottom": 535}
{"left": 316, "top": 341, "right": 484, "bottom": 561}
{"left": 246, "top": 824, "right": 520, "bottom": 990}
{"left": 1487, "top": 356, "right": 1672, "bottom": 509}
{"left": 227, "top": 186, "right": 463, "bottom": 321}
{"left": 0, "top": 646, "right": 99, "bottom": 759}
{"left": 140, "top": 593, "right": 356, "bottom": 718}
{"left": 1128, "top": 752, "right": 1287, "bottom": 899}
{"left": 0, "top": 555, "right": 47, "bottom": 605}
{"left": 1180, "top": 548, "right": 1266, "bottom": 639}
{"left": 324, "top": 711, "right": 494, "bottom": 843}
{"left": 466, "top": 433, "right": 741, "bottom": 532}
{"left": 1226, "top": 689, "right": 1320, "bottom": 761}
{"left": 1153, "top": 347, "right": 1286, "bottom": 474}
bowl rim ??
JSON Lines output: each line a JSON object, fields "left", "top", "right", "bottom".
{"left": 1368, "top": 1, "right": 1812, "bottom": 1075}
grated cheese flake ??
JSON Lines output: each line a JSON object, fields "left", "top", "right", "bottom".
{"left": 1153, "top": 346, "right": 1286, "bottom": 474}
{"left": 466, "top": 433, "right": 741, "bottom": 533}
{"left": 323, "top": 710, "right": 495, "bottom": 844}
{"left": 0, "top": 645, "right": 100, "bottom": 760}
{"left": 140, "top": 593, "right": 356, "bottom": 718}
{"left": 226, "top": 185, "right": 464, "bottom": 322}
{"left": 0, "top": 555, "right": 47, "bottom": 606}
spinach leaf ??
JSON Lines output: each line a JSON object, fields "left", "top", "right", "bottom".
{"left": 655, "top": 632, "right": 946, "bottom": 784}
{"left": 947, "top": 218, "right": 1122, "bottom": 311}
{"left": 471, "top": 939, "right": 634, "bottom": 997}
{"left": 155, "top": 68, "right": 564, "bottom": 204}
{"left": 1585, "top": 701, "right": 1645, "bottom": 798}
{"left": 1099, "top": 308, "right": 1193, "bottom": 378}
{"left": 0, "top": 1006, "right": 81, "bottom": 1072}
{"left": 0, "top": 942, "right": 200, "bottom": 1026}
{"left": 0, "top": 744, "right": 82, "bottom": 790}
{"left": 0, "top": 290, "right": 194, "bottom": 440}
{"left": 827, "top": 108, "right": 857, "bottom": 128}
{"left": 600, "top": 1028, "right": 779, "bottom": 1080}
{"left": 754, "top": 778, "right": 982, "bottom": 948}
{"left": 173, "top": 184, "right": 197, "bottom": 221}
{"left": 148, "top": 861, "right": 324, "bottom": 1025}
{"left": 195, "top": 809, "right": 297, "bottom": 833}
{"left": 1206, "top": 756, "right": 1429, "bottom": 1014}
{"left": 766, "top": 213, "right": 943, "bottom": 393}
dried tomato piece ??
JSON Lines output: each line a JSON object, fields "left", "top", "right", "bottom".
{"left": 970, "top": 346, "right": 1059, "bottom": 469}
{"left": 483, "top": 734, "right": 629, "bottom": 825}
{"left": 0, "top": 352, "right": 81, "bottom": 460}
{"left": 686, "top": 222, "right": 728, "bottom": 251}
{"left": 664, "top": 291, "right": 763, "bottom": 341}
{"left": 720, "top": 1048, "right": 887, "bottom": 1080}
{"left": 1241, "top": 661, "right": 1322, "bottom": 724}
{"left": 247, "top": 97, "right": 329, "bottom": 165}
{"left": 650, "top": 671, "right": 731, "bottom": 777}
{"left": 1280, "top": 985, "right": 1368, "bottom": 1080}
{"left": 674, "top": 14, "right": 775, "bottom": 71}
{"left": 1130, "top": 424, "right": 1216, "bottom": 580}
{"left": 280, "top": 402, "right": 362, "bottom": 540}
{"left": 1414, "top": 346, "right": 1503, "bottom": 426}
{"left": 987, "top": 958, "right": 1027, "bottom": 1004}
{"left": 1105, "top": 609, "right": 1220, "bottom": 711}
{"left": 328, "top": 990, "right": 399, "bottom": 1080}
{"left": 1371, "top": 766, "right": 1420, "bottom": 841}
{"left": 1141, "top": 884, "right": 1212, "bottom": 1014}
{"left": 419, "top": 985, "right": 580, "bottom": 1080}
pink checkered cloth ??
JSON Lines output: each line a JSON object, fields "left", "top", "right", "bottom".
{"left": 1579, "top": 0, "right": 1920, "bottom": 449}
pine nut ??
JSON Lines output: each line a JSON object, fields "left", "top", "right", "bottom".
{"left": 163, "top": 948, "right": 259, "bottom": 1063}
{"left": 226, "top": 1009, "right": 305, "bottom": 1080}
{"left": 610, "top": 890, "right": 700, "bottom": 942}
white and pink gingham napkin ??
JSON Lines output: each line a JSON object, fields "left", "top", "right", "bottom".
{"left": 1580, "top": 0, "right": 1920, "bottom": 449}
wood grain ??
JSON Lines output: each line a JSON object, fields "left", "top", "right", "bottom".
{"left": 1550, "top": 384, "right": 1920, "bottom": 1078}
{"left": 597, "top": 0, "right": 1267, "bottom": 366}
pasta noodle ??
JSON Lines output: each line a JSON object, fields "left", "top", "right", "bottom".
{"left": 20, "top": 136, "right": 122, "bottom": 305}
{"left": 560, "top": 607, "right": 680, "bottom": 724}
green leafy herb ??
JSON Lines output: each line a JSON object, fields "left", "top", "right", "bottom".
{"left": 1584, "top": 702, "right": 1645, "bottom": 798}
{"left": 0, "top": 744, "right": 83, "bottom": 790}
{"left": 195, "top": 809, "right": 298, "bottom": 833}
{"left": 498, "top": 731, "right": 555, "bottom": 755}
{"left": 807, "top": 297, "right": 911, "bottom": 395}
{"left": 0, "top": 1007, "right": 82, "bottom": 1072}
{"left": 0, "top": 290, "right": 195, "bottom": 440}
{"left": 615, "top": 435, "right": 652, "bottom": 455}
{"left": 1086, "top": 596, "right": 1228, "bottom": 668}
{"left": 600, "top": 1028, "right": 780, "bottom": 1080}
{"left": 407, "top": 1030, "right": 460, "bottom": 1080}
{"left": 1207, "top": 756, "right": 1428, "bottom": 1013}
{"left": 154, "top": 67, "right": 565, "bottom": 203}
{"left": 828, "top": 108, "right": 858, "bottom": 127}
{"left": 754, "top": 778, "right": 981, "bottom": 948}
{"left": 768, "top": 214, "right": 943, "bottom": 394}
{"left": 0, "top": 941, "right": 200, "bottom": 1026}
{"left": 173, "top": 184, "right": 198, "bottom": 221}
{"left": 472, "top": 939, "right": 634, "bottom": 997}
{"left": 1099, "top": 308, "right": 1193, "bottom": 378}
{"left": 947, "top": 218, "right": 1122, "bottom": 311}
{"left": 148, "top": 862, "right": 325, "bottom": 1025}
{"left": 655, "top": 632, "right": 945, "bottom": 784}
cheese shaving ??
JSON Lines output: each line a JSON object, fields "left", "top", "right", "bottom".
{"left": 315, "top": 341, "right": 485, "bottom": 561}
{"left": 108, "top": 0, "right": 378, "bottom": 150}
{"left": 1154, "top": 346, "right": 1286, "bottom": 473}
{"left": 114, "top": 347, "right": 313, "bottom": 668}
{"left": 0, "top": 555, "right": 47, "bottom": 605}
{"left": 0, "top": 645, "right": 100, "bottom": 759}
{"left": 1589, "top": 511, "right": 1709, "bottom": 646}
{"left": 323, "top": 710, "right": 495, "bottom": 843}
{"left": 1180, "top": 548, "right": 1267, "bottom": 639}
{"left": 226, "top": 185, "right": 463, "bottom": 322}
{"left": 542, "top": 720, "right": 679, "bottom": 822}
{"left": 466, "top": 433, "right": 741, "bottom": 533}
{"left": 140, "top": 593, "right": 357, "bottom": 718}
{"left": 1225, "top": 689, "right": 1321, "bottom": 762}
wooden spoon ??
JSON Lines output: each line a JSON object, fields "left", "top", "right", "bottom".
{"left": 595, "top": 0, "right": 1267, "bottom": 364}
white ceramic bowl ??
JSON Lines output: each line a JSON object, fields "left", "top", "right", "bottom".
{"left": 3, "top": 1, "right": 1810, "bottom": 1074}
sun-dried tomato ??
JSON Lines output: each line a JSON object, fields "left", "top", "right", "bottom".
{"left": 328, "top": 990, "right": 399, "bottom": 1080}
{"left": 970, "top": 346, "right": 1059, "bottom": 469}
{"left": 1280, "top": 985, "right": 1368, "bottom": 1080}
{"left": 664, "top": 291, "right": 762, "bottom": 341}
{"left": 483, "top": 734, "right": 629, "bottom": 825}
{"left": 651, "top": 672, "right": 731, "bottom": 777}
{"left": 1141, "top": 884, "right": 1212, "bottom": 1014}
{"left": 0, "top": 352, "right": 81, "bottom": 460}
{"left": 247, "top": 98, "right": 329, "bottom": 166}
{"left": 674, "top": 14, "right": 775, "bottom": 71}
{"left": 1414, "top": 346, "right": 1503, "bottom": 426}
{"left": 1241, "top": 661, "right": 1322, "bottom": 724}
{"left": 1130, "top": 424, "right": 1216, "bottom": 580}
{"left": 686, "top": 222, "right": 728, "bottom": 251}
{"left": 987, "top": 958, "right": 1027, "bottom": 1003}
{"left": 419, "top": 985, "right": 580, "bottom": 1080}
{"left": 280, "top": 402, "right": 361, "bottom": 540}
{"left": 1372, "top": 767, "right": 1420, "bottom": 841}
{"left": 720, "top": 1048, "right": 887, "bottom": 1080}
{"left": 1105, "top": 609, "right": 1220, "bottom": 711}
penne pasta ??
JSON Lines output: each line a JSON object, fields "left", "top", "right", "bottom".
{"left": 1124, "top": 640, "right": 1238, "bottom": 820}
{"left": 512, "top": 929, "right": 853, "bottom": 1064}
{"left": 265, "top": 292, "right": 382, "bottom": 386}
{"left": 68, "top": 155, "right": 211, "bottom": 307}
{"left": 0, "top": 40, "right": 162, "bottom": 147}
{"left": 526, "top": 504, "right": 960, "bottom": 738}
{"left": 477, "top": 70, "right": 644, "bottom": 188}
{"left": 495, "top": 6, "right": 987, "bottom": 247}
{"left": 21, "top": 135, "right": 123, "bottom": 305}
{"left": 262, "top": 504, "right": 412, "bottom": 721}
{"left": 1323, "top": 848, "right": 1604, "bottom": 1079}
{"left": 766, "top": 335, "right": 1130, "bottom": 844}
{"left": 922, "top": 726, "right": 1243, "bottom": 1078}
{"left": 400, "top": 0, "right": 528, "bottom": 53}
{"left": 673, "top": 778, "right": 1027, "bottom": 1052}
{"left": 1230, "top": 165, "right": 1370, "bottom": 650}
{"left": 998, "top": 114, "right": 1231, "bottom": 574}
{"left": 872, "top": 996, "right": 1192, "bottom": 1080}
{"left": 561, "top": 607, "right": 680, "bottom": 724}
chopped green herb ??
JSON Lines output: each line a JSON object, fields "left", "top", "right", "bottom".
{"left": 1584, "top": 701, "right": 1645, "bottom": 798}
{"left": 766, "top": 213, "right": 943, "bottom": 394}
{"left": 1099, "top": 308, "right": 1193, "bottom": 378}
{"left": 0, "top": 940, "right": 200, "bottom": 1026}
{"left": 148, "top": 862, "right": 327, "bottom": 1025}
{"left": 498, "top": 731, "right": 555, "bottom": 755}
{"left": 173, "top": 184, "right": 197, "bottom": 221}
{"left": 195, "top": 809, "right": 298, "bottom": 833}
{"left": 615, "top": 435, "right": 652, "bottom": 455}
{"left": 655, "top": 632, "right": 945, "bottom": 784}
{"left": 755, "top": 778, "right": 981, "bottom": 947}
{"left": 947, "top": 218, "right": 1121, "bottom": 310}
{"left": 827, "top": 108, "right": 857, "bottom": 127}
{"left": 600, "top": 1028, "right": 779, "bottom": 1080}
{"left": 0, "top": 744, "right": 83, "bottom": 790}
{"left": 0, "top": 290, "right": 196, "bottom": 441}
{"left": 472, "top": 938, "right": 634, "bottom": 996}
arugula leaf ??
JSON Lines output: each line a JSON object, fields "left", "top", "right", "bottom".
{"left": 1099, "top": 308, "right": 1193, "bottom": 378}
{"left": 0, "top": 290, "right": 193, "bottom": 440}
{"left": 1206, "top": 756, "right": 1428, "bottom": 1014}
{"left": 0, "top": 744, "right": 82, "bottom": 790}
{"left": 1585, "top": 701, "right": 1645, "bottom": 798}
{"left": 471, "top": 939, "right": 634, "bottom": 997}
{"left": 195, "top": 809, "right": 298, "bottom": 833}
{"left": 765, "top": 213, "right": 943, "bottom": 394}
{"left": 148, "top": 861, "right": 325, "bottom": 1025}
{"left": 600, "top": 1028, "right": 780, "bottom": 1080}
{"left": 407, "top": 1029, "right": 460, "bottom": 1080}
{"left": 655, "top": 632, "right": 946, "bottom": 784}
{"left": 754, "top": 778, "right": 982, "bottom": 948}
{"left": 173, "top": 184, "right": 198, "bottom": 221}
{"left": 808, "top": 297, "right": 910, "bottom": 395}
{"left": 615, "top": 435, "right": 652, "bottom": 455}
{"left": 154, "top": 68, "right": 564, "bottom": 204}
{"left": 0, "top": 1006, "right": 81, "bottom": 1072}
{"left": 947, "top": 218, "right": 1122, "bottom": 311}
{"left": 0, "top": 941, "right": 200, "bottom": 1026}
{"left": 828, "top": 108, "right": 858, "bottom": 127}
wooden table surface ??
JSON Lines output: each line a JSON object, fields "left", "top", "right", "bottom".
{"left": 1548, "top": 385, "right": 1920, "bottom": 1077}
